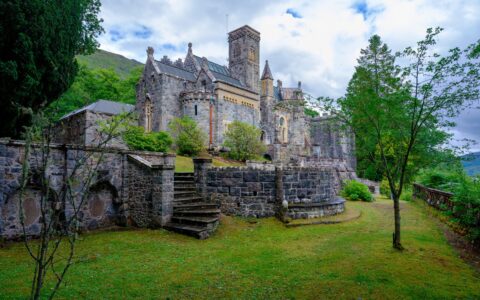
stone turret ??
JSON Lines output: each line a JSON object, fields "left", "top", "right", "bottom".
{"left": 260, "top": 60, "right": 276, "bottom": 146}
{"left": 261, "top": 60, "right": 274, "bottom": 97}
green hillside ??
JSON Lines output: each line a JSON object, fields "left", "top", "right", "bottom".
{"left": 76, "top": 49, "right": 143, "bottom": 78}
{"left": 462, "top": 151, "right": 480, "bottom": 176}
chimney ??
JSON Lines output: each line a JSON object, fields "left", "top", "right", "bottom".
{"left": 298, "top": 81, "right": 302, "bottom": 89}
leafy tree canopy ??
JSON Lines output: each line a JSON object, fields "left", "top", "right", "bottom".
{"left": 169, "top": 116, "right": 206, "bottom": 157}
{"left": 46, "top": 64, "right": 142, "bottom": 120}
{"left": 323, "top": 28, "right": 480, "bottom": 249}
{"left": 223, "top": 121, "right": 266, "bottom": 161}
{"left": 0, "top": 0, "right": 104, "bottom": 137}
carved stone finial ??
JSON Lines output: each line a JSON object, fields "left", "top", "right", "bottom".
{"left": 277, "top": 79, "right": 282, "bottom": 88}
{"left": 188, "top": 42, "right": 192, "bottom": 54}
{"left": 298, "top": 81, "right": 302, "bottom": 89}
{"left": 147, "top": 46, "right": 154, "bottom": 56}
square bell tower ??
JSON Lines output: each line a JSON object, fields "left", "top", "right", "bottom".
{"left": 228, "top": 25, "right": 260, "bottom": 94}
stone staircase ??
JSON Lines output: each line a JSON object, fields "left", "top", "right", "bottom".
{"left": 164, "top": 172, "right": 220, "bottom": 239}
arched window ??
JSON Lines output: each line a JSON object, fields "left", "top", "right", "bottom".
{"left": 145, "top": 99, "right": 152, "bottom": 132}
{"left": 248, "top": 47, "right": 256, "bottom": 61}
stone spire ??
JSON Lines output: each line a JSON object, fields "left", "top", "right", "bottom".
{"left": 188, "top": 42, "right": 193, "bottom": 55}
{"left": 261, "top": 60, "right": 273, "bottom": 80}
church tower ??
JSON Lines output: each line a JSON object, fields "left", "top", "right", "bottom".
{"left": 228, "top": 25, "right": 260, "bottom": 94}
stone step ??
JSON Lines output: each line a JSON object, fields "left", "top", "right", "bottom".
{"left": 164, "top": 222, "right": 209, "bottom": 239}
{"left": 174, "top": 176, "right": 195, "bottom": 181}
{"left": 173, "top": 209, "right": 221, "bottom": 217}
{"left": 171, "top": 216, "right": 219, "bottom": 229}
{"left": 171, "top": 216, "right": 219, "bottom": 224}
{"left": 174, "top": 182, "right": 196, "bottom": 188}
{"left": 174, "top": 180, "right": 195, "bottom": 184}
{"left": 174, "top": 172, "right": 194, "bottom": 176}
{"left": 174, "top": 191, "right": 197, "bottom": 196}
{"left": 174, "top": 186, "right": 196, "bottom": 191}
{"left": 174, "top": 202, "right": 218, "bottom": 211}
{"left": 173, "top": 196, "right": 204, "bottom": 203}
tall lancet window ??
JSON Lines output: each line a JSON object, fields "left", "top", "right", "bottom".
{"left": 145, "top": 99, "right": 152, "bottom": 132}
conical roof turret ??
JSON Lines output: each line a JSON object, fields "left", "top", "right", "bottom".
{"left": 261, "top": 60, "right": 273, "bottom": 80}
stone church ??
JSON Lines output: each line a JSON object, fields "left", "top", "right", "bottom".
{"left": 136, "top": 25, "right": 350, "bottom": 164}
{"left": 0, "top": 25, "right": 360, "bottom": 240}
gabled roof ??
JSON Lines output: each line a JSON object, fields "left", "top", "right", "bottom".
{"left": 60, "top": 100, "right": 134, "bottom": 120}
{"left": 193, "top": 55, "right": 245, "bottom": 88}
{"left": 155, "top": 60, "right": 196, "bottom": 81}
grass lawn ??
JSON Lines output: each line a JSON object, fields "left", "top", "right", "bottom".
{"left": 175, "top": 155, "right": 243, "bottom": 172}
{"left": 1, "top": 198, "right": 479, "bottom": 299}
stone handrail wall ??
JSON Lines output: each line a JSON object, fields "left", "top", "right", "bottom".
{"left": 412, "top": 183, "right": 454, "bottom": 211}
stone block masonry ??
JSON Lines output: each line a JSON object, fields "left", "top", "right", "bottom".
{"left": 199, "top": 160, "right": 345, "bottom": 219}
{"left": 0, "top": 139, "right": 174, "bottom": 240}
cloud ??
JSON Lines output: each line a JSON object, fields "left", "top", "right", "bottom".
{"left": 286, "top": 8, "right": 302, "bottom": 19}
{"left": 133, "top": 25, "right": 153, "bottom": 39}
{"left": 109, "top": 29, "right": 125, "bottom": 42}
{"left": 351, "top": 0, "right": 384, "bottom": 21}
{"left": 97, "top": 0, "right": 480, "bottom": 149}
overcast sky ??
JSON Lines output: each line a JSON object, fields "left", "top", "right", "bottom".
{"left": 98, "top": 0, "right": 480, "bottom": 152}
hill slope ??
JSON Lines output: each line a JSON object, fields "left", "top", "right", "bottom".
{"left": 462, "top": 151, "right": 480, "bottom": 176}
{"left": 76, "top": 49, "right": 143, "bottom": 78}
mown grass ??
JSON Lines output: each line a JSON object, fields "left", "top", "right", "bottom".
{"left": 1, "top": 199, "right": 479, "bottom": 299}
{"left": 175, "top": 155, "right": 243, "bottom": 172}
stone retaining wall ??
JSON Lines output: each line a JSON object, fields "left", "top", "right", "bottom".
{"left": 199, "top": 160, "right": 343, "bottom": 219}
{"left": 0, "top": 139, "right": 174, "bottom": 239}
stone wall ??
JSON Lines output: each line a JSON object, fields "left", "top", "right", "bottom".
{"left": 201, "top": 161, "right": 342, "bottom": 219}
{"left": 53, "top": 110, "right": 128, "bottom": 149}
{"left": 0, "top": 139, "right": 174, "bottom": 239}
{"left": 206, "top": 166, "right": 277, "bottom": 217}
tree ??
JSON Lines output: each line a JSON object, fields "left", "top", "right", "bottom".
{"left": 20, "top": 112, "right": 128, "bottom": 299}
{"left": 0, "top": 0, "right": 103, "bottom": 138}
{"left": 223, "top": 121, "right": 266, "bottom": 161}
{"left": 169, "top": 116, "right": 206, "bottom": 156}
{"left": 46, "top": 64, "right": 142, "bottom": 120}
{"left": 325, "top": 29, "right": 480, "bottom": 249}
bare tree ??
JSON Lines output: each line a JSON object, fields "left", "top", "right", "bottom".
{"left": 19, "top": 112, "right": 128, "bottom": 299}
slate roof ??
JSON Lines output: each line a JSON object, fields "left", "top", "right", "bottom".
{"left": 193, "top": 55, "right": 245, "bottom": 88}
{"left": 261, "top": 60, "right": 273, "bottom": 80}
{"left": 61, "top": 100, "right": 134, "bottom": 120}
{"left": 155, "top": 61, "right": 197, "bottom": 81}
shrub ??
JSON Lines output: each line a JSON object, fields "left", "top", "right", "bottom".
{"left": 400, "top": 188, "right": 413, "bottom": 201}
{"left": 169, "top": 116, "right": 206, "bottom": 156}
{"left": 341, "top": 180, "right": 373, "bottom": 202}
{"left": 451, "top": 175, "right": 480, "bottom": 242}
{"left": 223, "top": 121, "right": 266, "bottom": 161}
{"left": 380, "top": 179, "right": 391, "bottom": 198}
{"left": 123, "top": 126, "right": 172, "bottom": 152}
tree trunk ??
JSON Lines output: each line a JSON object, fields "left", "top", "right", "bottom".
{"left": 392, "top": 196, "right": 404, "bottom": 250}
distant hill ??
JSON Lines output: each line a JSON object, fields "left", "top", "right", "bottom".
{"left": 462, "top": 152, "right": 480, "bottom": 176}
{"left": 76, "top": 49, "right": 143, "bottom": 78}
